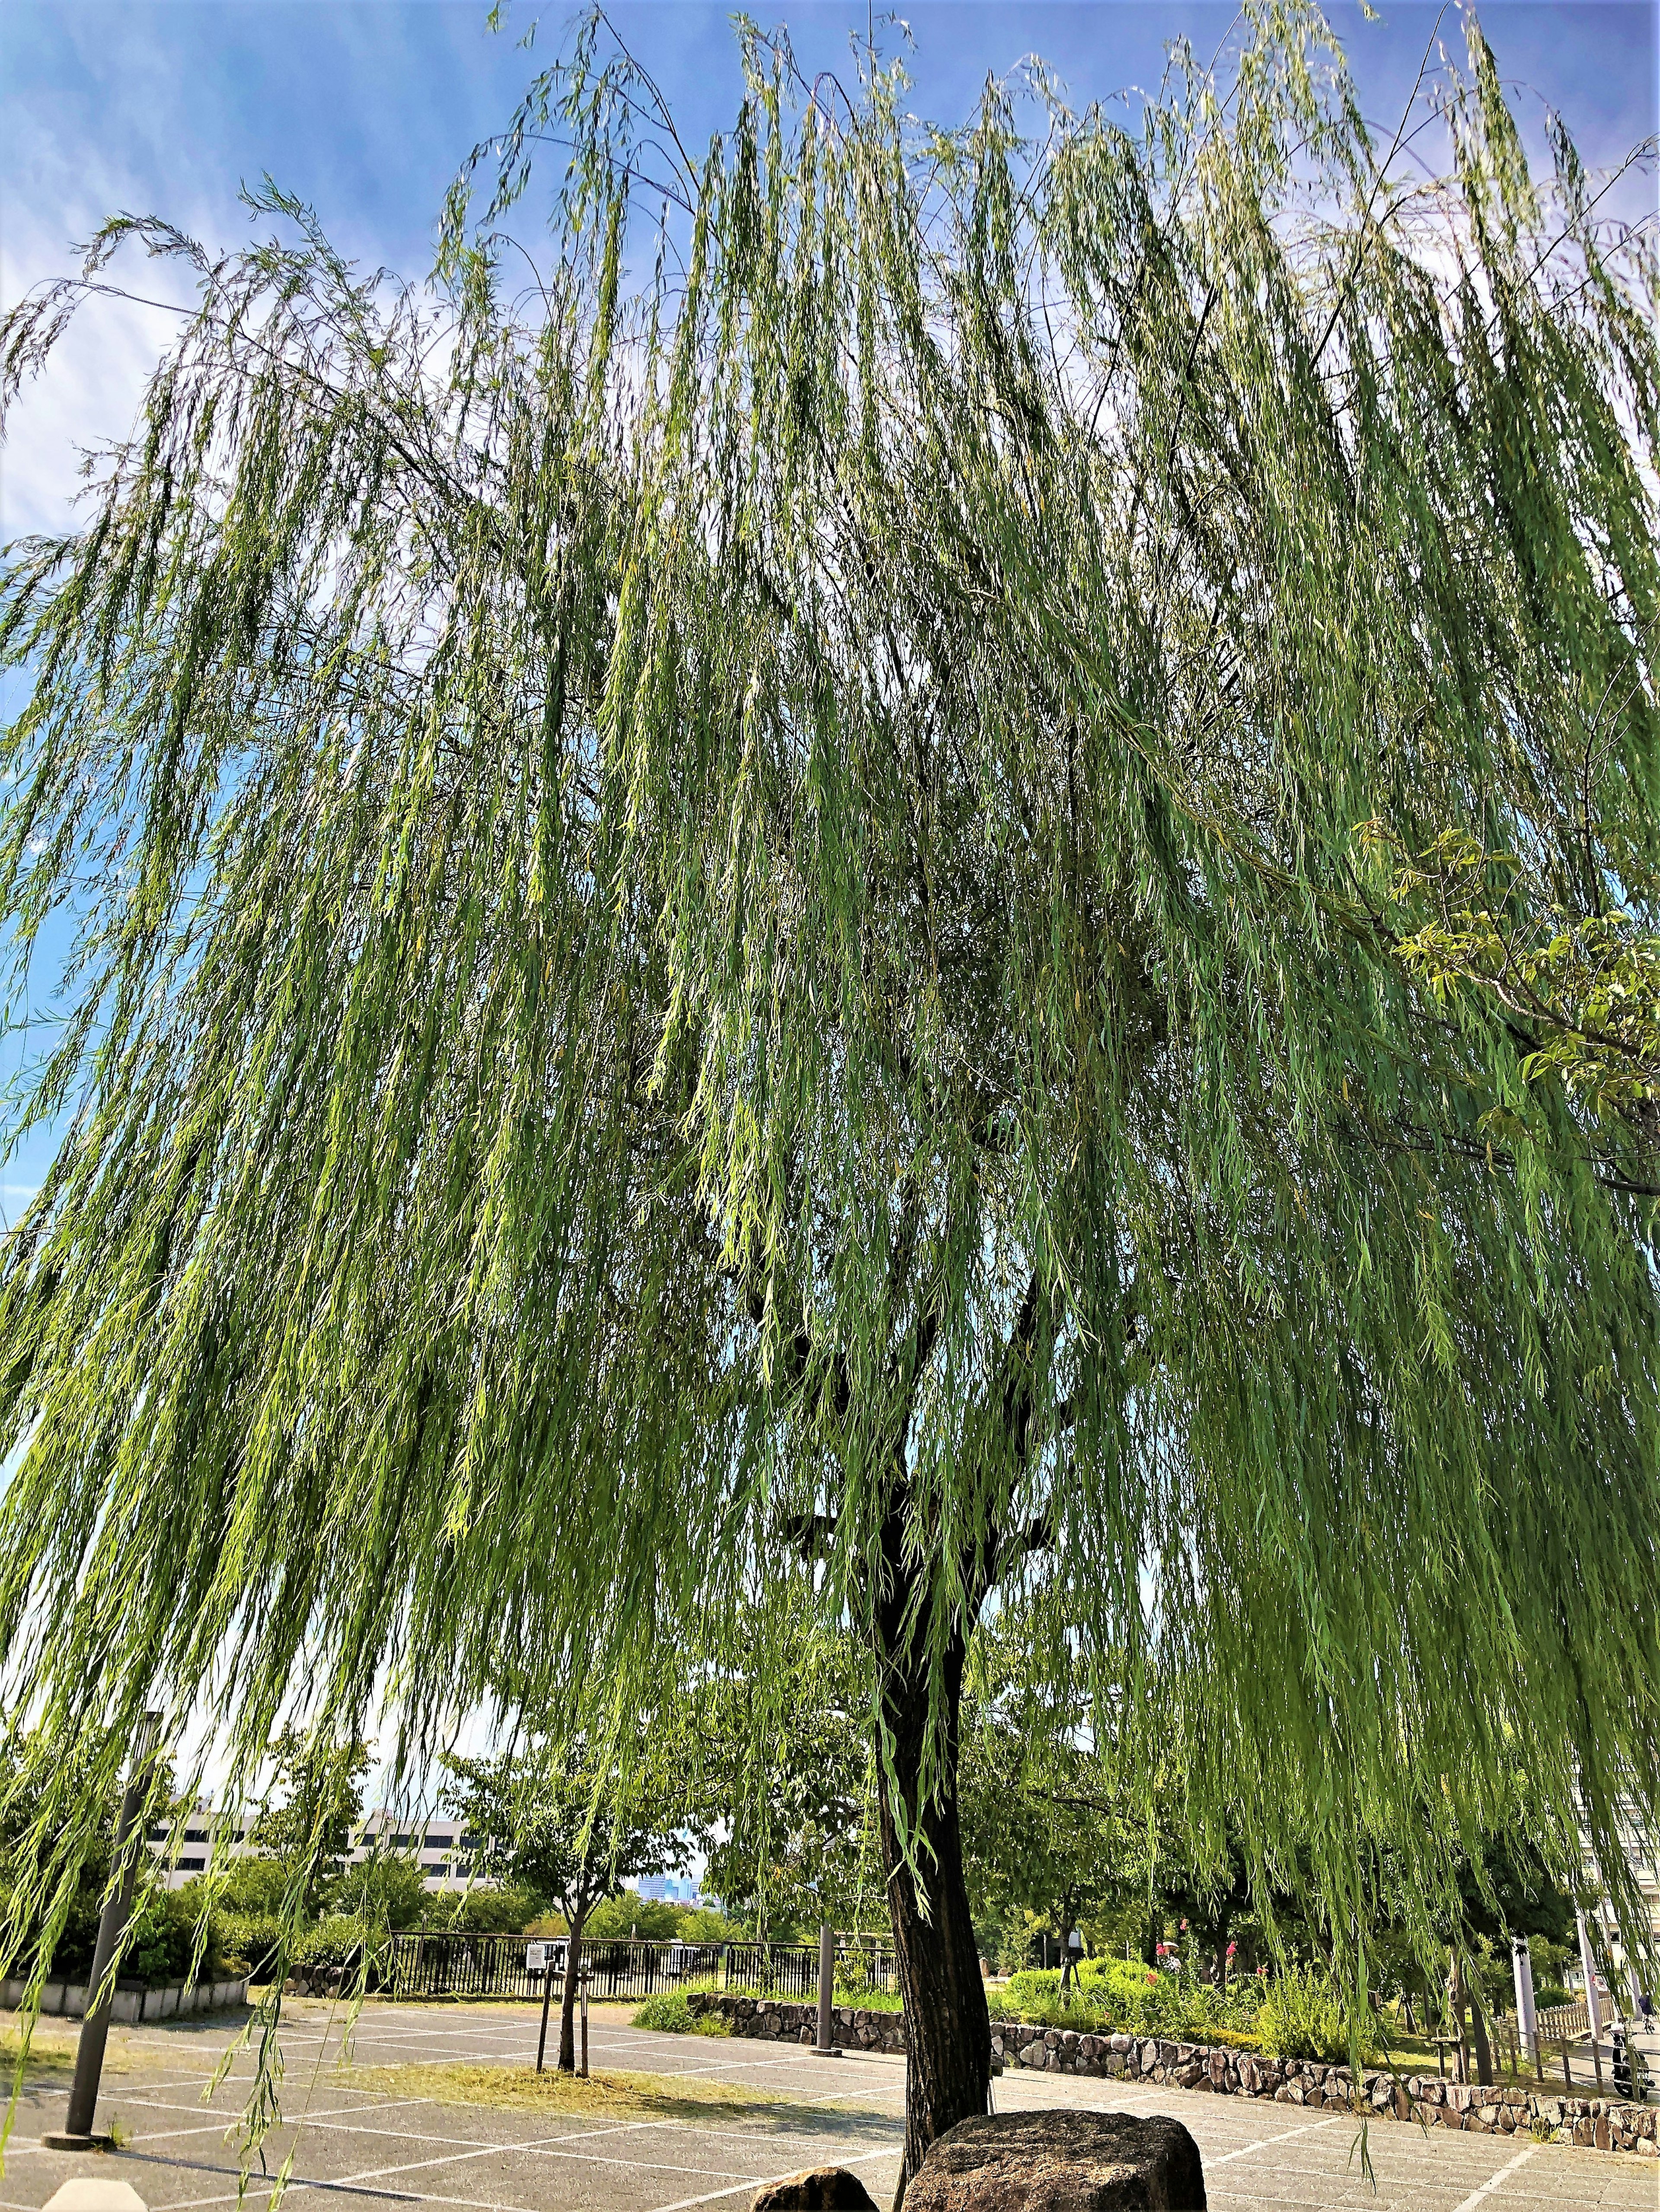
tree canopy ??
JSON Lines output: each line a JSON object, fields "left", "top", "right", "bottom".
{"left": 2, "top": 0, "right": 1659, "bottom": 2171}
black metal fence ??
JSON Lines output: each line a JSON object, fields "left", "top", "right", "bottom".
{"left": 383, "top": 1932, "right": 901, "bottom": 2004}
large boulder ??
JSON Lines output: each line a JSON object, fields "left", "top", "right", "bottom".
{"left": 904, "top": 2110, "right": 1206, "bottom": 2210}
{"left": 750, "top": 2169, "right": 881, "bottom": 2209}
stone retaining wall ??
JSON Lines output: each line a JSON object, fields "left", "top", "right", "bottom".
{"left": 0, "top": 1974, "right": 248, "bottom": 2023}
{"left": 682, "top": 1993, "right": 1657, "bottom": 2157}
{"left": 686, "top": 1991, "right": 907, "bottom": 2055}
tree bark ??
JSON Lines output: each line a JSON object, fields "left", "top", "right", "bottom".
{"left": 1449, "top": 1951, "right": 1472, "bottom": 2085}
{"left": 874, "top": 1543, "right": 991, "bottom": 2196}
{"left": 559, "top": 1903, "right": 588, "bottom": 2072}
{"left": 1468, "top": 1979, "right": 1494, "bottom": 2086}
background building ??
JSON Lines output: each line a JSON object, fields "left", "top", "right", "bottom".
{"left": 147, "top": 1804, "right": 479, "bottom": 1893}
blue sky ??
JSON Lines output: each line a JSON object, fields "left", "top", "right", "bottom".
{"left": 3, "top": 0, "right": 1654, "bottom": 546}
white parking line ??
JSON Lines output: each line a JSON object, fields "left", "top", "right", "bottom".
{"left": 647, "top": 2142, "right": 897, "bottom": 2212}
{"left": 1206, "top": 2115, "right": 1349, "bottom": 2166}
{"left": 1449, "top": 2143, "right": 1540, "bottom": 2212}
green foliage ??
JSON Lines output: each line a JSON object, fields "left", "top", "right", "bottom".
{"left": 213, "top": 1910, "right": 284, "bottom": 1981}
{"left": 631, "top": 1990, "right": 729, "bottom": 2035}
{"left": 441, "top": 1739, "right": 682, "bottom": 1936}
{"left": 960, "top": 1629, "right": 1140, "bottom": 1965}
{"left": 674, "top": 1906, "right": 740, "bottom": 1942}
{"left": 584, "top": 1890, "right": 683, "bottom": 1939}
{"left": 831, "top": 1979, "right": 904, "bottom": 2012}
{"left": 1, "top": 0, "right": 1659, "bottom": 2149}
{"left": 295, "top": 1914, "right": 376, "bottom": 1973}
{"left": 123, "top": 1886, "right": 222, "bottom": 1986}
{"left": 1256, "top": 1966, "right": 1379, "bottom": 2065}
{"left": 686, "top": 1628, "right": 878, "bottom": 1940}
{"left": 211, "top": 1858, "right": 294, "bottom": 1919}
{"left": 426, "top": 1883, "right": 542, "bottom": 1935}
{"left": 998, "top": 1957, "right": 1265, "bottom": 2044}
{"left": 322, "top": 1852, "right": 429, "bottom": 1933}
{"left": 246, "top": 1733, "right": 370, "bottom": 1916}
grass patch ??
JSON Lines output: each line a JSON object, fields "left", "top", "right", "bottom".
{"left": 340, "top": 2061, "right": 782, "bottom": 2128}
{"left": 0, "top": 2019, "right": 103, "bottom": 2075}
{"left": 632, "top": 1991, "right": 729, "bottom": 2035}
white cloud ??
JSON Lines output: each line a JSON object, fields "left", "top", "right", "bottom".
{"left": 2, "top": 188, "right": 205, "bottom": 543}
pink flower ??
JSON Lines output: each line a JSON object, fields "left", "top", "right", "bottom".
{"left": 1146, "top": 1973, "right": 1158, "bottom": 1986}
{"left": 1227, "top": 1943, "right": 1238, "bottom": 1957}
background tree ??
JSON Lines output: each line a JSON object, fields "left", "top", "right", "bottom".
{"left": 1, "top": 2, "right": 1659, "bottom": 2183}
{"left": 245, "top": 1731, "right": 370, "bottom": 1919}
{"left": 320, "top": 1851, "right": 429, "bottom": 1937}
{"left": 442, "top": 1741, "right": 683, "bottom": 2071}
{"left": 674, "top": 1620, "right": 879, "bottom": 1941}
{"left": 959, "top": 1634, "right": 1140, "bottom": 1981}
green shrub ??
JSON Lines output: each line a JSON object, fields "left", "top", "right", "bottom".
{"left": 1255, "top": 1966, "right": 1379, "bottom": 2065}
{"left": 297, "top": 1914, "right": 374, "bottom": 1971}
{"left": 421, "top": 1883, "right": 541, "bottom": 1935}
{"left": 214, "top": 1858, "right": 295, "bottom": 1917}
{"left": 124, "top": 1888, "right": 218, "bottom": 1986}
{"left": 995, "top": 1957, "right": 1264, "bottom": 2045}
{"left": 632, "top": 1991, "right": 729, "bottom": 2035}
{"left": 674, "top": 1906, "right": 739, "bottom": 1941}
{"left": 831, "top": 1980, "right": 904, "bottom": 2011}
{"left": 215, "top": 1909, "right": 284, "bottom": 1979}
{"left": 321, "top": 1855, "right": 428, "bottom": 1933}
{"left": 1534, "top": 1983, "right": 1570, "bottom": 2010}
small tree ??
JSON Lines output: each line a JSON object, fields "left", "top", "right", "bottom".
{"left": 443, "top": 1743, "right": 682, "bottom": 2071}
{"left": 676, "top": 1622, "right": 878, "bottom": 1940}
{"left": 959, "top": 1644, "right": 1135, "bottom": 1985}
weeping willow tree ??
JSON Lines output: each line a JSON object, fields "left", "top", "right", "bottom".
{"left": 3, "top": 0, "right": 1660, "bottom": 2177}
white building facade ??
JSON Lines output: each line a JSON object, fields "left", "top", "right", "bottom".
{"left": 148, "top": 1805, "right": 480, "bottom": 1893}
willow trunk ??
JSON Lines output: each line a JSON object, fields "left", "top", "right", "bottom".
{"left": 875, "top": 1555, "right": 991, "bottom": 2193}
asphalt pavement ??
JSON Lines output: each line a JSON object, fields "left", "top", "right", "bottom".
{"left": 0, "top": 1999, "right": 1653, "bottom": 2212}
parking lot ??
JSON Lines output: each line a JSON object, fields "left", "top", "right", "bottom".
{"left": 0, "top": 1998, "right": 1654, "bottom": 2212}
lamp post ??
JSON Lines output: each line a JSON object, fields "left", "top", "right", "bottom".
{"left": 45, "top": 1711, "right": 163, "bottom": 2151}
{"left": 1575, "top": 1907, "right": 1606, "bottom": 2089}
{"left": 814, "top": 1922, "right": 841, "bottom": 2057}
{"left": 1510, "top": 1936, "right": 1539, "bottom": 2075}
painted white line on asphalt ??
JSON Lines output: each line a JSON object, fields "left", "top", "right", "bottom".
{"left": 647, "top": 2141, "right": 898, "bottom": 2212}
{"left": 1207, "top": 2114, "right": 1348, "bottom": 2166}
{"left": 1448, "top": 2142, "right": 1540, "bottom": 2212}
{"left": 156, "top": 2123, "right": 618, "bottom": 2208}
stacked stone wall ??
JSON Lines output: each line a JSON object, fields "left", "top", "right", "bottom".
{"left": 681, "top": 1992, "right": 1658, "bottom": 2156}
{"left": 686, "top": 1989, "right": 907, "bottom": 2054}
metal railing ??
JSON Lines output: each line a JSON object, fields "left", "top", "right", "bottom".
{"left": 383, "top": 1932, "right": 901, "bottom": 2004}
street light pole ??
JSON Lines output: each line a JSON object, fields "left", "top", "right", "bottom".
{"left": 45, "top": 1710, "right": 164, "bottom": 2151}
{"left": 814, "top": 1922, "right": 840, "bottom": 2058}
{"left": 1510, "top": 1936, "right": 1539, "bottom": 2075}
